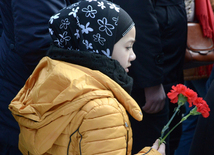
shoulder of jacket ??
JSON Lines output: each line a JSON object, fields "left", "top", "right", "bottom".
{"left": 82, "top": 97, "right": 125, "bottom": 113}
{"left": 78, "top": 97, "right": 130, "bottom": 134}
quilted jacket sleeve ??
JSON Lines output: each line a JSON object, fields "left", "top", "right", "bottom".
{"left": 78, "top": 97, "right": 130, "bottom": 155}
{"left": 76, "top": 97, "right": 161, "bottom": 155}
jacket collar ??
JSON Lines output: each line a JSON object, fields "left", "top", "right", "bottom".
{"left": 46, "top": 45, "right": 133, "bottom": 94}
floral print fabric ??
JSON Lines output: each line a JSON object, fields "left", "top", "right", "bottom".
{"left": 49, "top": 0, "right": 133, "bottom": 58}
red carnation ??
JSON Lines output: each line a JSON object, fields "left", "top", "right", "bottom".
{"left": 167, "top": 91, "right": 179, "bottom": 103}
{"left": 159, "top": 84, "right": 211, "bottom": 146}
{"left": 183, "top": 88, "right": 198, "bottom": 107}
{"left": 167, "top": 84, "right": 187, "bottom": 104}
{"left": 193, "top": 97, "right": 210, "bottom": 118}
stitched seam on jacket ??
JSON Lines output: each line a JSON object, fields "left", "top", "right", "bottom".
{"left": 67, "top": 128, "right": 80, "bottom": 155}
{"left": 78, "top": 129, "right": 83, "bottom": 155}
{"left": 142, "top": 148, "right": 152, "bottom": 155}
{"left": 126, "top": 130, "right": 129, "bottom": 155}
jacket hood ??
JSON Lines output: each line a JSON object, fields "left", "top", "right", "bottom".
{"left": 9, "top": 57, "right": 142, "bottom": 154}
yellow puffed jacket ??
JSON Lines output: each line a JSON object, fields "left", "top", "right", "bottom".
{"left": 9, "top": 57, "right": 161, "bottom": 155}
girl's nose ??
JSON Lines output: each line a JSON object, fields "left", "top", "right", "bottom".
{"left": 130, "top": 50, "right": 136, "bottom": 61}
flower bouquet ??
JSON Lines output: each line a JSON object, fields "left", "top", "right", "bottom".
{"left": 159, "top": 84, "right": 210, "bottom": 145}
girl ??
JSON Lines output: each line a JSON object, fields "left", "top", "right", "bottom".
{"left": 9, "top": 0, "right": 165, "bottom": 154}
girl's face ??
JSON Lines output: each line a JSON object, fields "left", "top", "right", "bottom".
{"left": 112, "top": 26, "right": 136, "bottom": 73}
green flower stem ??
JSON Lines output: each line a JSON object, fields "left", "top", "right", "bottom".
{"left": 189, "top": 106, "right": 201, "bottom": 116}
{"left": 159, "top": 113, "right": 191, "bottom": 146}
{"left": 160, "top": 103, "right": 182, "bottom": 138}
{"left": 159, "top": 120, "right": 182, "bottom": 145}
{"left": 160, "top": 94, "right": 187, "bottom": 138}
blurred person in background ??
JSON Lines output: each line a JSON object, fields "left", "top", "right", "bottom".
{"left": 112, "top": 0, "right": 187, "bottom": 155}
{"left": 0, "top": 0, "right": 78, "bottom": 154}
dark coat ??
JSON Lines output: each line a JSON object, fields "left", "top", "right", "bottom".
{"left": 154, "top": 1, "right": 187, "bottom": 86}
{"left": 189, "top": 79, "right": 214, "bottom": 155}
{"left": 0, "top": 14, "right": 2, "bottom": 37}
{"left": 0, "top": 0, "right": 76, "bottom": 147}
{"left": 112, "top": 0, "right": 164, "bottom": 90}
{"left": 112, "top": 0, "right": 187, "bottom": 97}
{"left": 111, "top": 0, "right": 187, "bottom": 154}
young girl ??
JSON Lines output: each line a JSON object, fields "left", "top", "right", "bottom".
{"left": 9, "top": 0, "right": 165, "bottom": 154}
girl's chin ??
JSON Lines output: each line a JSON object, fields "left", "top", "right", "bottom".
{"left": 125, "top": 68, "right": 129, "bottom": 72}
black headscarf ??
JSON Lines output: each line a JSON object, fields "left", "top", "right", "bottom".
{"left": 47, "top": 0, "right": 135, "bottom": 94}
{"left": 48, "top": 0, "right": 134, "bottom": 58}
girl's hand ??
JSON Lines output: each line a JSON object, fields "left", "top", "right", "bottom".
{"left": 152, "top": 139, "right": 166, "bottom": 155}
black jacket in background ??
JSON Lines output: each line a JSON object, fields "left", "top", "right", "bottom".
{"left": 112, "top": 0, "right": 164, "bottom": 89}
{"left": 189, "top": 79, "right": 214, "bottom": 155}
{"left": 0, "top": 15, "right": 2, "bottom": 37}
{"left": 0, "top": 0, "right": 76, "bottom": 148}
{"left": 111, "top": 0, "right": 187, "bottom": 154}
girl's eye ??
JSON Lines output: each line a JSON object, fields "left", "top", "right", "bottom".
{"left": 126, "top": 47, "right": 132, "bottom": 50}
